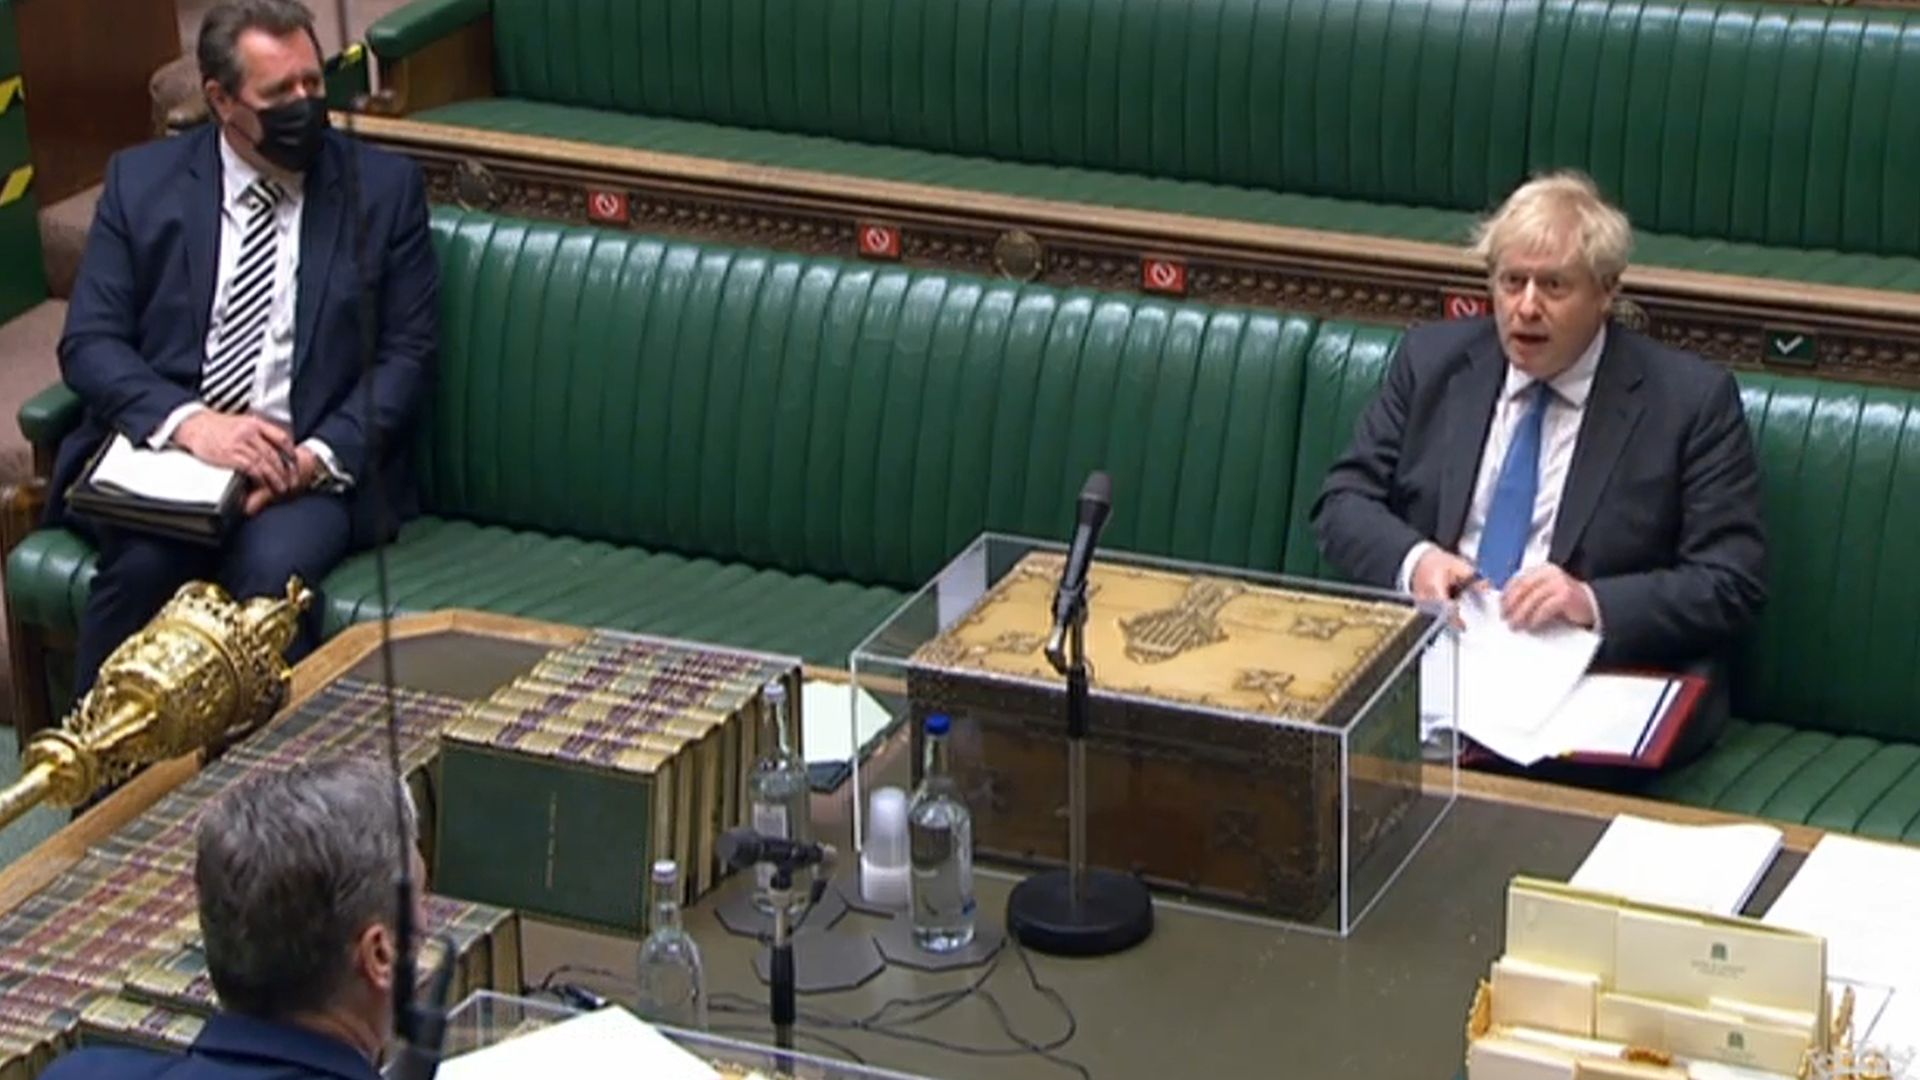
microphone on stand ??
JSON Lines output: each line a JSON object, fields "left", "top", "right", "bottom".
{"left": 1045, "top": 471, "right": 1113, "bottom": 674}
{"left": 323, "top": 0, "right": 455, "bottom": 1073}
{"left": 718, "top": 828, "right": 838, "bottom": 875}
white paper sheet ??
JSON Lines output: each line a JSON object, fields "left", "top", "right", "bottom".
{"left": 89, "top": 433, "right": 235, "bottom": 507}
{"left": 1764, "top": 834, "right": 1920, "bottom": 1062}
{"left": 1449, "top": 589, "right": 1600, "bottom": 764}
{"left": 800, "top": 679, "right": 894, "bottom": 765}
{"left": 438, "top": 1006, "right": 720, "bottom": 1079}
{"left": 1546, "top": 674, "right": 1678, "bottom": 757}
{"left": 1569, "top": 813, "right": 1783, "bottom": 916}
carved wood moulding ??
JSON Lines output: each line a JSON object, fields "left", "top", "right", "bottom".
{"left": 377, "top": 118, "right": 1920, "bottom": 388}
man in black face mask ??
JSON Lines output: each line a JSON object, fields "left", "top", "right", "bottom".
{"left": 50, "top": 0, "right": 437, "bottom": 695}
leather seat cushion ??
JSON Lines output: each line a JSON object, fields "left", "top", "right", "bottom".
{"left": 1649, "top": 720, "right": 1920, "bottom": 841}
{"left": 5, "top": 519, "right": 907, "bottom": 667}
{"left": 414, "top": 99, "right": 1920, "bottom": 292}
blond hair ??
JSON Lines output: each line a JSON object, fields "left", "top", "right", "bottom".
{"left": 1469, "top": 171, "right": 1633, "bottom": 286}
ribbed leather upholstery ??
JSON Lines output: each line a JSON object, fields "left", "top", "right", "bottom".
{"left": 420, "top": 207, "right": 1312, "bottom": 589}
{"left": 3, "top": 207, "right": 1314, "bottom": 669}
{"left": 485, "top": 0, "right": 1537, "bottom": 211}
{"left": 1531, "top": 0, "right": 1920, "bottom": 256}
{"left": 1281, "top": 320, "right": 1404, "bottom": 581}
{"left": 1722, "top": 375, "right": 1920, "bottom": 740}
{"left": 369, "top": 0, "right": 1920, "bottom": 276}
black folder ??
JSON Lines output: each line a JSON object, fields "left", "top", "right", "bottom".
{"left": 66, "top": 436, "right": 245, "bottom": 546}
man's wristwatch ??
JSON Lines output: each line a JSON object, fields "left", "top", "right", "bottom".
{"left": 308, "top": 455, "right": 347, "bottom": 493}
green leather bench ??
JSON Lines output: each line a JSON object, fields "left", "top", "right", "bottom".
{"left": 366, "top": 0, "right": 1920, "bottom": 292}
{"left": 8, "top": 208, "right": 1919, "bottom": 841}
{"left": 5, "top": 204, "right": 1314, "bottom": 719}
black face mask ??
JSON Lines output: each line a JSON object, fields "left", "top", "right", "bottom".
{"left": 249, "top": 96, "right": 328, "bottom": 173}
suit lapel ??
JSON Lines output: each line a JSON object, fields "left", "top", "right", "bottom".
{"left": 1550, "top": 327, "right": 1646, "bottom": 564}
{"left": 184, "top": 128, "right": 222, "bottom": 349}
{"left": 1435, "top": 336, "right": 1506, "bottom": 548}
{"left": 294, "top": 138, "right": 345, "bottom": 378}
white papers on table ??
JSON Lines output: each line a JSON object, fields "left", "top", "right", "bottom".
{"left": 89, "top": 433, "right": 235, "bottom": 507}
{"left": 438, "top": 1006, "right": 720, "bottom": 1079}
{"left": 1419, "top": 590, "right": 1679, "bottom": 766}
{"left": 1764, "top": 834, "right": 1920, "bottom": 1061}
{"left": 800, "top": 679, "right": 893, "bottom": 765}
{"left": 1569, "top": 813, "right": 1783, "bottom": 916}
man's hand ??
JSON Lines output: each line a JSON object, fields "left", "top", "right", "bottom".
{"left": 1501, "top": 564, "right": 1598, "bottom": 631}
{"left": 1410, "top": 548, "right": 1483, "bottom": 604}
{"left": 241, "top": 446, "right": 320, "bottom": 516}
{"left": 173, "top": 412, "right": 299, "bottom": 494}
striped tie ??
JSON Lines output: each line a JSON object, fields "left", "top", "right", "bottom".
{"left": 202, "top": 178, "right": 285, "bottom": 413}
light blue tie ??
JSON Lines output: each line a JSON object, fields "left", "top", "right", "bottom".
{"left": 1477, "top": 383, "right": 1551, "bottom": 588}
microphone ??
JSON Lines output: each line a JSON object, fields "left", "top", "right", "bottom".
{"left": 717, "top": 828, "right": 838, "bottom": 874}
{"left": 1046, "top": 471, "right": 1113, "bottom": 672}
{"left": 321, "top": 3, "right": 451, "bottom": 1075}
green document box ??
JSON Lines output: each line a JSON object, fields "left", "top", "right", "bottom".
{"left": 434, "top": 735, "right": 672, "bottom": 936}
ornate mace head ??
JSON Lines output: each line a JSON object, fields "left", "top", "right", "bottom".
{"left": 0, "top": 578, "right": 313, "bottom": 823}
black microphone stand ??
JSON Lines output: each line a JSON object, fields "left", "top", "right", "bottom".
{"left": 1004, "top": 556, "right": 1153, "bottom": 957}
{"left": 768, "top": 865, "right": 797, "bottom": 1054}
{"left": 760, "top": 853, "right": 830, "bottom": 1063}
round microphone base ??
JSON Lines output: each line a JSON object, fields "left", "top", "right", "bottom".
{"left": 1005, "top": 867, "right": 1153, "bottom": 957}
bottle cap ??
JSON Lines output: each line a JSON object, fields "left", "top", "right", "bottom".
{"left": 650, "top": 859, "right": 678, "bottom": 886}
{"left": 765, "top": 680, "right": 787, "bottom": 705}
{"left": 925, "top": 713, "right": 951, "bottom": 736}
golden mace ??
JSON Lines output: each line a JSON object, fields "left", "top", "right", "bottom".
{"left": 0, "top": 578, "right": 313, "bottom": 829}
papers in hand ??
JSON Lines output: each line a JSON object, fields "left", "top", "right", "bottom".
{"left": 1421, "top": 589, "right": 1678, "bottom": 766}
{"left": 1764, "top": 835, "right": 1920, "bottom": 1061}
{"left": 438, "top": 1006, "right": 720, "bottom": 1080}
{"left": 1569, "top": 813, "right": 1783, "bottom": 916}
{"left": 89, "top": 434, "right": 237, "bottom": 508}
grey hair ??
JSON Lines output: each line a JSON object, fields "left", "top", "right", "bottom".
{"left": 1469, "top": 170, "right": 1635, "bottom": 286}
{"left": 196, "top": 0, "right": 322, "bottom": 97}
{"left": 196, "top": 758, "right": 417, "bottom": 1019}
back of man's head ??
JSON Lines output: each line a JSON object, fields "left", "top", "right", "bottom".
{"left": 196, "top": 758, "right": 412, "bottom": 1020}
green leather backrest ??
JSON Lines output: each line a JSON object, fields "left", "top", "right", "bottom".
{"left": 421, "top": 207, "right": 1313, "bottom": 588}
{"left": 1281, "top": 321, "right": 1404, "bottom": 581}
{"left": 1734, "top": 375, "right": 1920, "bottom": 740}
{"left": 486, "top": 0, "right": 1536, "bottom": 212}
{"left": 1531, "top": 0, "right": 1920, "bottom": 256}
{"left": 1287, "top": 337, "right": 1920, "bottom": 740}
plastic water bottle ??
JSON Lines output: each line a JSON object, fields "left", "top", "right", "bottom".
{"left": 747, "top": 680, "right": 812, "bottom": 914}
{"left": 635, "top": 859, "right": 706, "bottom": 1030}
{"left": 909, "top": 713, "right": 976, "bottom": 952}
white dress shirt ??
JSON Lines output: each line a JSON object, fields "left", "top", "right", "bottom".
{"left": 1398, "top": 327, "right": 1607, "bottom": 618}
{"left": 150, "top": 135, "right": 346, "bottom": 485}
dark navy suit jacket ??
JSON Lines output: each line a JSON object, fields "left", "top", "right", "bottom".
{"left": 51, "top": 123, "right": 438, "bottom": 548}
{"left": 39, "top": 1012, "right": 380, "bottom": 1080}
{"left": 1311, "top": 317, "right": 1767, "bottom": 669}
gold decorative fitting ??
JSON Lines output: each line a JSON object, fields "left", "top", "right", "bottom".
{"left": 0, "top": 579, "right": 313, "bottom": 832}
{"left": 454, "top": 159, "right": 501, "bottom": 211}
{"left": 993, "top": 230, "right": 1045, "bottom": 282}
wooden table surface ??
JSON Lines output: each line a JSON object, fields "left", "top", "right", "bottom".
{"left": 0, "top": 611, "right": 1828, "bottom": 1080}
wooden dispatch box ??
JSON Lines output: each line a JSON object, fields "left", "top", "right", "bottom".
{"left": 905, "top": 552, "right": 1434, "bottom": 921}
